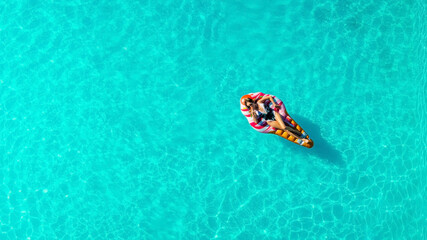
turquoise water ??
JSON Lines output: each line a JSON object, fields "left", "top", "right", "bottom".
{"left": 0, "top": 0, "right": 425, "bottom": 239}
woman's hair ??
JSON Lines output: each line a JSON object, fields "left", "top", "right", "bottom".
{"left": 244, "top": 98, "right": 253, "bottom": 108}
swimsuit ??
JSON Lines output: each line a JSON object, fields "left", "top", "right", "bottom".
{"left": 256, "top": 101, "right": 276, "bottom": 121}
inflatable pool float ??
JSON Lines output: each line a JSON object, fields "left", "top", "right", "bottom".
{"left": 240, "top": 92, "right": 314, "bottom": 148}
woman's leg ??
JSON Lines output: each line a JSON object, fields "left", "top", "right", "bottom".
{"left": 266, "top": 120, "right": 307, "bottom": 141}
{"left": 273, "top": 112, "right": 303, "bottom": 137}
{"left": 284, "top": 126, "right": 303, "bottom": 137}
{"left": 273, "top": 111, "right": 304, "bottom": 135}
{"left": 273, "top": 111, "right": 286, "bottom": 129}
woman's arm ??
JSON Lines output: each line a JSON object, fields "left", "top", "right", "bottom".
{"left": 257, "top": 95, "right": 277, "bottom": 107}
{"left": 250, "top": 108, "right": 259, "bottom": 124}
{"left": 257, "top": 95, "right": 270, "bottom": 103}
{"left": 257, "top": 95, "right": 274, "bottom": 103}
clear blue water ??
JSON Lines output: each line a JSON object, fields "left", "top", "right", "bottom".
{"left": 0, "top": 0, "right": 425, "bottom": 239}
